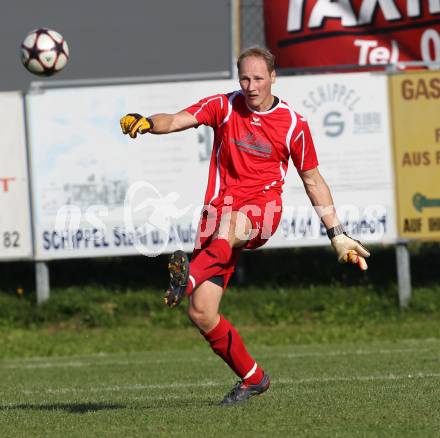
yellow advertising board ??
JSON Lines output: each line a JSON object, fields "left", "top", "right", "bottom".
{"left": 389, "top": 71, "right": 440, "bottom": 240}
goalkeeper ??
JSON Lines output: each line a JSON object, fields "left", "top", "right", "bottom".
{"left": 120, "top": 47, "right": 370, "bottom": 406}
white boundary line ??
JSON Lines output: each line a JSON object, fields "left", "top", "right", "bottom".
{"left": 15, "top": 372, "right": 440, "bottom": 396}
{"left": 3, "top": 338, "right": 439, "bottom": 363}
{"left": 1, "top": 347, "right": 436, "bottom": 370}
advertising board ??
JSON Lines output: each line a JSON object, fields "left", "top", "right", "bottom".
{"left": 389, "top": 71, "right": 440, "bottom": 240}
{"left": 0, "top": 92, "right": 32, "bottom": 260}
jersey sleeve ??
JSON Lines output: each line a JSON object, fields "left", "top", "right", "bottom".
{"left": 184, "top": 94, "right": 228, "bottom": 128}
{"left": 290, "top": 115, "right": 319, "bottom": 171}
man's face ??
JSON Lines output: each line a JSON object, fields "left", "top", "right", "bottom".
{"left": 239, "top": 56, "right": 276, "bottom": 112}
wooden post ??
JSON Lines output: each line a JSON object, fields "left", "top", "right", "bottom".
{"left": 35, "top": 261, "right": 50, "bottom": 304}
{"left": 230, "top": 0, "right": 240, "bottom": 79}
{"left": 395, "top": 241, "right": 412, "bottom": 308}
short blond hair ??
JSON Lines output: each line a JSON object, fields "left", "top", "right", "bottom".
{"left": 237, "top": 47, "right": 275, "bottom": 73}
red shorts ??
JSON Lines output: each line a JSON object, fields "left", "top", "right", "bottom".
{"left": 191, "top": 190, "right": 282, "bottom": 288}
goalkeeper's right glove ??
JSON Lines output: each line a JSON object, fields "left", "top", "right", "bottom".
{"left": 330, "top": 232, "right": 370, "bottom": 271}
{"left": 120, "top": 113, "right": 154, "bottom": 138}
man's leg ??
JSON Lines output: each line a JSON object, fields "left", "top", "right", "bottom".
{"left": 187, "top": 279, "right": 223, "bottom": 333}
{"left": 186, "top": 210, "right": 251, "bottom": 294}
{"left": 188, "top": 279, "right": 269, "bottom": 404}
{"left": 164, "top": 210, "right": 250, "bottom": 307}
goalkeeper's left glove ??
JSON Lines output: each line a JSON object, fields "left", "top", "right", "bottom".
{"left": 120, "top": 113, "right": 154, "bottom": 138}
{"left": 329, "top": 226, "right": 370, "bottom": 271}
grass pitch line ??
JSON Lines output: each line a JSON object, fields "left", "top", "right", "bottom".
{"left": 17, "top": 372, "right": 440, "bottom": 396}
{"left": 1, "top": 347, "right": 432, "bottom": 370}
{"left": 278, "top": 372, "right": 440, "bottom": 385}
{"left": 0, "top": 359, "right": 202, "bottom": 369}
{"left": 283, "top": 348, "right": 431, "bottom": 359}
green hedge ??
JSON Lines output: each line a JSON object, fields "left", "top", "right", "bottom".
{"left": 1, "top": 284, "right": 439, "bottom": 330}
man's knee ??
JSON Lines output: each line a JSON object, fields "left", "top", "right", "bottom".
{"left": 188, "top": 305, "right": 215, "bottom": 330}
{"left": 187, "top": 304, "right": 201, "bottom": 325}
{"left": 188, "top": 295, "right": 221, "bottom": 331}
{"left": 187, "top": 280, "right": 223, "bottom": 331}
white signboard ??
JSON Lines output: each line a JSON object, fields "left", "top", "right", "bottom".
{"left": 27, "top": 74, "right": 396, "bottom": 261}
{"left": 266, "top": 72, "right": 397, "bottom": 248}
{"left": 0, "top": 92, "right": 32, "bottom": 259}
{"left": 27, "top": 80, "right": 232, "bottom": 260}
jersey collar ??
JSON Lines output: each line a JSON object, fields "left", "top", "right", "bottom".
{"left": 240, "top": 90, "right": 281, "bottom": 115}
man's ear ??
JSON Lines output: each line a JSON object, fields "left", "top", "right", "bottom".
{"left": 271, "top": 70, "right": 276, "bottom": 84}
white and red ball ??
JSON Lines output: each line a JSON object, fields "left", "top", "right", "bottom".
{"left": 20, "top": 28, "right": 69, "bottom": 76}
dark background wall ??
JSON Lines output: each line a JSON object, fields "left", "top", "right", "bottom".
{"left": 0, "top": 0, "right": 231, "bottom": 91}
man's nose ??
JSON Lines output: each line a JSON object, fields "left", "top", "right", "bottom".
{"left": 247, "top": 80, "right": 256, "bottom": 91}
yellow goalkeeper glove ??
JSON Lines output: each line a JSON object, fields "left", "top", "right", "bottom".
{"left": 120, "top": 113, "right": 154, "bottom": 138}
{"left": 329, "top": 228, "right": 370, "bottom": 271}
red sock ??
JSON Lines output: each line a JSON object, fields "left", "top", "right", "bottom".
{"left": 202, "top": 315, "right": 264, "bottom": 385}
{"left": 187, "top": 239, "right": 232, "bottom": 294}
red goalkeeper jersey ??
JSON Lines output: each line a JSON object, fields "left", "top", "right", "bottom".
{"left": 185, "top": 91, "right": 318, "bottom": 206}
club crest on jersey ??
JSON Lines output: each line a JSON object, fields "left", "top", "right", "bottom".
{"left": 232, "top": 132, "right": 272, "bottom": 158}
{"left": 251, "top": 116, "right": 261, "bottom": 127}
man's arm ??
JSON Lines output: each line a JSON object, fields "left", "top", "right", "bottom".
{"left": 298, "top": 167, "right": 370, "bottom": 270}
{"left": 120, "top": 110, "right": 198, "bottom": 138}
{"left": 299, "top": 167, "right": 339, "bottom": 230}
{"left": 149, "top": 110, "right": 199, "bottom": 134}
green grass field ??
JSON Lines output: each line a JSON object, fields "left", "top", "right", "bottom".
{"left": 1, "top": 337, "right": 439, "bottom": 437}
{"left": 1, "top": 281, "right": 440, "bottom": 436}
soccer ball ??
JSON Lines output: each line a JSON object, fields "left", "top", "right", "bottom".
{"left": 20, "top": 28, "right": 69, "bottom": 76}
